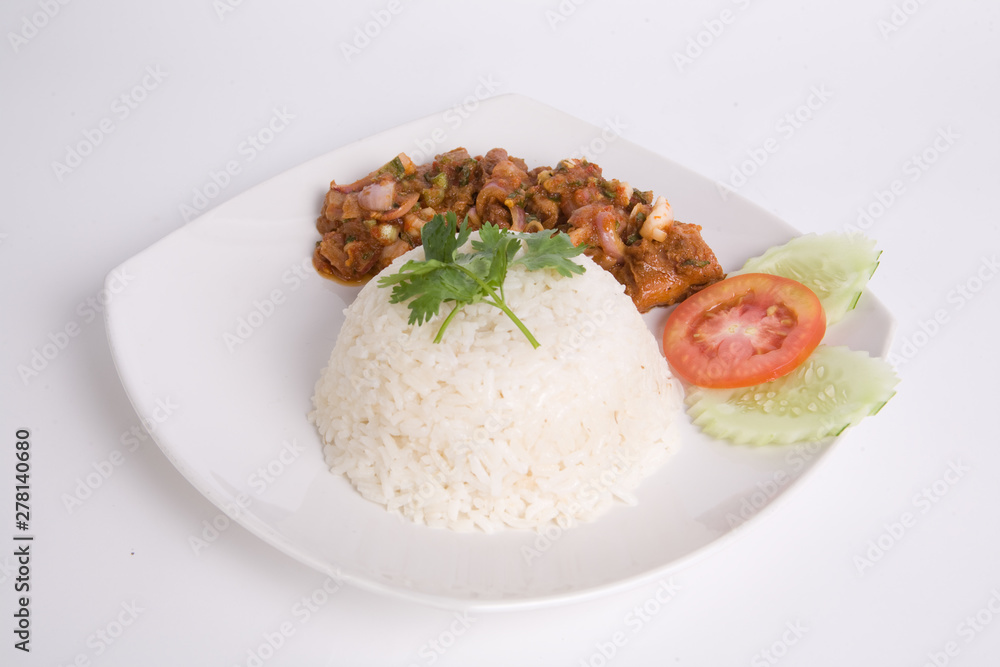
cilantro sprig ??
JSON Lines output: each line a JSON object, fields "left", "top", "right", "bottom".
{"left": 377, "top": 212, "right": 586, "bottom": 348}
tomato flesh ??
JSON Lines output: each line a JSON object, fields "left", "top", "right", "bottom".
{"left": 662, "top": 273, "right": 826, "bottom": 388}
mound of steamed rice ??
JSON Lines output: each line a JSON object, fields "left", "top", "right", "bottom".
{"left": 309, "top": 242, "right": 682, "bottom": 532}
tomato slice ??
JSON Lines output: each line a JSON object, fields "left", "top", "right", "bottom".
{"left": 662, "top": 273, "right": 826, "bottom": 388}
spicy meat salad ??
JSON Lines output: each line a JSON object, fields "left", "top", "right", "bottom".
{"left": 313, "top": 147, "right": 725, "bottom": 311}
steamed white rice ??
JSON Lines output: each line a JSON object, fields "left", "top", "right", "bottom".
{"left": 310, "top": 241, "right": 682, "bottom": 532}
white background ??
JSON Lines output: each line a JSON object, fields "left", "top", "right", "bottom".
{"left": 3, "top": 0, "right": 999, "bottom": 665}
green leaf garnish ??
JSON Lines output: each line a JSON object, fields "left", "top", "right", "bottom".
{"left": 377, "top": 212, "right": 586, "bottom": 347}
{"left": 514, "top": 230, "right": 588, "bottom": 278}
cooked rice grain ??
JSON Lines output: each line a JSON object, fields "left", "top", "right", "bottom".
{"left": 310, "top": 245, "right": 681, "bottom": 532}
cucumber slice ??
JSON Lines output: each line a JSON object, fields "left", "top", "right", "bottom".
{"left": 731, "top": 233, "right": 881, "bottom": 324}
{"left": 685, "top": 345, "right": 898, "bottom": 446}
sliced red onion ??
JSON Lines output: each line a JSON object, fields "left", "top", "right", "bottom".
{"left": 379, "top": 193, "right": 420, "bottom": 221}
{"left": 329, "top": 177, "right": 370, "bottom": 194}
{"left": 595, "top": 209, "right": 625, "bottom": 262}
{"left": 358, "top": 181, "right": 396, "bottom": 211}
{"left": 510, "top": 205, "right": 527, "bottom": 231}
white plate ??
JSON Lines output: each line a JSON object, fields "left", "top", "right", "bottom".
{"left": 105, "top": 94, "right": 894, "bottom": 610}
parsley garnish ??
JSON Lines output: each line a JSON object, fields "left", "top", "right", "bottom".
{"left": 377, "top": 212, "right": 586, "bottom": 348}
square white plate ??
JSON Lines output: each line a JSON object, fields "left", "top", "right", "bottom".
{"left": 104, "top": 94, "right": 893, "bottom": 610}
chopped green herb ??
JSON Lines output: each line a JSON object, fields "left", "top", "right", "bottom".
{"left": 378, "top": 156, "right": 405, "bottom": 178}
{"left": 599, "top": 179, "right": 617, "bottom": 200}
{"left": 421, "top": 186, "right": 445, "bottom": 208}
{"left": 681, "top": 259, "right": 711, "bottom": 268}
{"left": 626, "top": 233, "right": 641, "bottom": 245}
{"left": 378, "top": 212, "right": 586, "bottom": 347}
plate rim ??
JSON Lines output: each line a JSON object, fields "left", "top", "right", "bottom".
{"left": 104, "top": 92, "right": 895, "bottom": 611}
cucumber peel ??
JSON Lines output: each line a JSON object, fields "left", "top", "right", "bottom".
{"left": 731, "top": 232, "right": 881, "bottom": 325}
{"left": 685, "top": 345, "right": 898, "bottom": 446}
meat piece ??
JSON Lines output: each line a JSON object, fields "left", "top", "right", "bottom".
{"left": 314, "top": 220, "right": 382, "bottom": 282}
{"left": 481, "top": 148, "right": 529, "bottom": 176}
{"left": 526, "top": 191, "right": 560, "bottom": 229}
{"left": 423, "top": 148, "right": 482, "bottom": 222}
{"left": 475, "top": 158, "right": 531, "bottom": 229}
{"left": 612, "top": 222, "right": 725, "bottom": 312}
{"left": 532, "top": 159, "right": 611, "bottom": 220}
{"left": 480, "top": 147, "right": 509, "bottom": 175}
{"left": 378, "top": 239, "right": 412, "bottom": 269}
